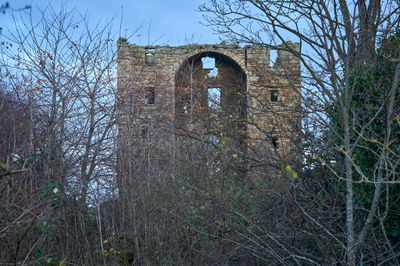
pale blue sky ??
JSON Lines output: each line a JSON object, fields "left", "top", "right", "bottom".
{"left": 2, "top": 0, "right": 220, "bottom": 45}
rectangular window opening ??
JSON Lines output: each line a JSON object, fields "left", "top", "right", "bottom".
{"left": 145, "top": 48, "right": 156, "bottom": 66}
{"left": 145, "top": 87, "right": 155, "bottom": 105}
{"left": 202, "top": 57, "right": 215, "bottom": 69}
{"left": 141, "top": 127, "right": 149, "bottom": 140}
{"left": 270, "top": 90, "right": 278, "bottom": 102}
{"left": 208, "top": 87, "right": 221, "bottom": 109}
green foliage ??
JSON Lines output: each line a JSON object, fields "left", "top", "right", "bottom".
{"left": 330, "top": 29, "right": 400, "bottom": 246}
{"left": 0, "top": 160, "right": 9, "bottom": 171}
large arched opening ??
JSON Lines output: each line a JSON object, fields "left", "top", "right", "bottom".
{"left": 175, "top": 51, "right": 247, "bottom": 144}
{"left": 174, "top": 51, "right": 248, "bottom": 177}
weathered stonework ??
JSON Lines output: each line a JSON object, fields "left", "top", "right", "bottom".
{"left": 117, "top": 39, "right": 301, "bottom": 181}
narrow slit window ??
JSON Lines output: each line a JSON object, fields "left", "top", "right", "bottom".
{"left": 183, "top": 104, "right": 189, "bottom": 114}
{"left": 141, "top": 127, "right": 149, "bottom": 140}
{"left": 270, "top": 49, "right": 277, "bottom": 67}
{"left": 145, "top": 87, "right": 155, "bottom": 105}
{"left": 208, "top": 87, "right": 221, "bottom": 109}
{"left": 271, "top": 136, "right": 279, "bottom": 148}
{"left": 270, "top": 90, "right": 278, "bottom": 102}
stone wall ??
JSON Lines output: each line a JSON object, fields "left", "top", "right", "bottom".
{"left": 117, "top": 38, "right": 301, "bottom": 180}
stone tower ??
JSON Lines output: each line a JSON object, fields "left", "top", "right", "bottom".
{"left": 116, "top": 39, "right": 301, "bottom": 183}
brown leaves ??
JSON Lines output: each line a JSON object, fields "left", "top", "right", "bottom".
{"left": 39, "top": 60, "right": 46, "bottom": 69}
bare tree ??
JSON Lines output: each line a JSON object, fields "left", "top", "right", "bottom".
{"left": 0, "top": 6, "right": 118, "bottom": 264}
{"left": 2, "top": 1, "right": 399, "bottom": 264}
{"left": 200, "top": 0, "right": 400, "bottom": 264}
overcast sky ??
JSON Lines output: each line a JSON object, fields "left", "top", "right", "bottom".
{"left": 2, "top": 0, "right": 220, "bottom": 45}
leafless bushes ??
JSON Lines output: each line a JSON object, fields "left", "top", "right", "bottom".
{"left": 1, "top": 1, "right": 399, "bottom": 265}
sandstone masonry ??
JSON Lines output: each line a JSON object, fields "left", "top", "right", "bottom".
{"left": 117, "top": 39, "right": 301, "bottom": 179}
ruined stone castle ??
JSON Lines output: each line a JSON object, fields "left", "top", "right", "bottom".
{"left": 116, "top": 39, "right": 301, "bottom": 180}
